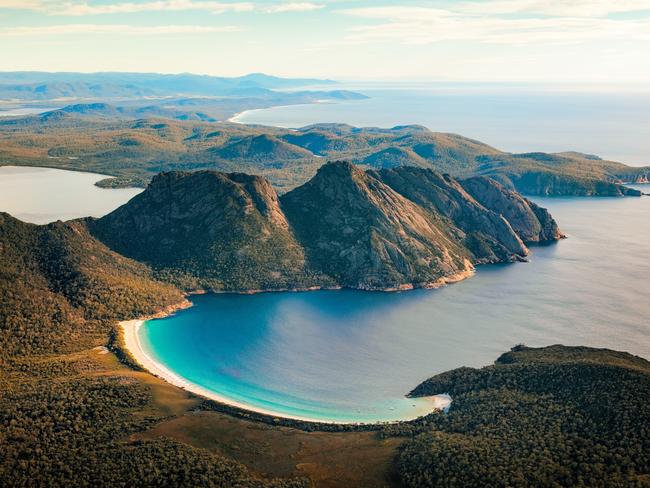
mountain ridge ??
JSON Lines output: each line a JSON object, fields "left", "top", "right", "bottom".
{"left": 88, "top": 161, "right": 563, "bottom": 292}
{"left": 0, "top": 71, "right": 337, "bottom": 100}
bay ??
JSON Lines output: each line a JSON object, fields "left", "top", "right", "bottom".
{"left": 141, "top": 189, "right": 650, "bottom": 423}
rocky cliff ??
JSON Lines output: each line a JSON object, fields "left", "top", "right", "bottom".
{"left": 90, "top": 162, "right": 563, "bottom": 292}
{"left": 90, "top": 170, "right": 311, "bottom": 290}
{"left": 460, "top": 176, "right": 564, "bottom": 242}
{"left": 281, "top": 162, "right": 473, "bottom": 289}
{"left": 373, "top": 167, "right": 529, "bottom": 264}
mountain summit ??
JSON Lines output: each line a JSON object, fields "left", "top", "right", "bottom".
{"left": 90, "top": 161, "right": 562, "bottom": 291}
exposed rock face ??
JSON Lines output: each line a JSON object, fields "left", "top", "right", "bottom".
{"left": 374, "top": 167, "right": 529, "bottom": 264}
{"left": 91, "top": 170, "right": 309, "bottom": 290}
{"left": 281, "top": 162, "right": 473, "bottom": 289}
{"left": 90, "top": 162, "right": 563, "bottom": 292}
{"left": 460, "top": 176, "right": 564, "bottom": 242}
{"left": 630, "top": 173, "right": 649, "bottom": 184}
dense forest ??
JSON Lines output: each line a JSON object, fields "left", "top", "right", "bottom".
{"left": 386, "top": 345, "right": 650, "bottom": 487}
{"left": 0, "top": 213, "right": 307, "bottom": 486}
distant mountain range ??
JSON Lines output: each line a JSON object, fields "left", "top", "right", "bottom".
{"left": 0, "top": 71, "right": 336, "bottom": 100}
{"left": 39, "top": 89, "right": 366, "bottom": 123}
{"left": 0, "top": 113, "right": 647, "bottom": 196}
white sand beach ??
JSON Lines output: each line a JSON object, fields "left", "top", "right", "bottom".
{"left": 120, "top": 318, "right": 451, "bottom": 425}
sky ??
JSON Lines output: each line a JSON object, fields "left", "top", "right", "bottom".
{"left": 1, "top": 0, "right": 650, "bottom": 82}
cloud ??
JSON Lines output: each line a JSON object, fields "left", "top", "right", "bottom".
{"left": 265, "top": 2, "right": 324, "bottom": 13}
{"left": 456, "top": 0, "right": 650, "bottom": 18}
{"left": 0, "top": 23, "right": 240, "bottom": 36}
{"left": 0, "top": 0, "right": 50, "bottom": 7}
{"left": 0, "top": 1, "right": 254, "bottom": 15}
{"left": 337, "top": 5, "right": 650, "bottom": 45}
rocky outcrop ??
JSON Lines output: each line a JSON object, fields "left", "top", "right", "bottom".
{"left": 281, "top": 162, "right": 473, "bottom": 289}
{"left": 373, "top": 167, "right": 529, "bottom": 263}
{"left": 630, "top": 173, "right": 649, "bottom": 184}
{"left": 90, "top": 162, "right": 563, "bottom": 292}
{"left": 460, "top": 176, "right": 564, "bottom": 242}
{"left": 90, "top": 170, "right": 310, "bottom": 290}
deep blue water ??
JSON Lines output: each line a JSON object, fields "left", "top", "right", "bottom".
{"left": 235, "top": 84, "right": 650, "bottom": 166}
{"left": 142, "top": 190, "right": 650, "bottom": 423}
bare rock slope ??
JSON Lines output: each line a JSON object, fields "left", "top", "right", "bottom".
{"left": 90, "top": 161, "right": 563, "bottom": 291}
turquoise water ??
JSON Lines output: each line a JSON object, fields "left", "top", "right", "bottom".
{"left": 235, "top": 84, "right": 650, "bottom": 166}
{"left": 141, "top": 190, "right": 650, "bottom": 423}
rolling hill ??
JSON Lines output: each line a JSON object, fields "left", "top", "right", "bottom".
{"left": 0, "top": 71, "right": 336, "bottom": 100}
{"left": 0, "top": 115, "right": 646, "bottom": 196}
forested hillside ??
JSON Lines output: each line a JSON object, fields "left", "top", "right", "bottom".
{"left": 0, "top": 115, "right": 647, "bottom": 195}
{"left": 0, "top": 212, "right": 307, "bottom": 486}
{"left": 389, "top": 345, "right": 650, "bottom": 487}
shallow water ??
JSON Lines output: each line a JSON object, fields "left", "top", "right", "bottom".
{"left": 0, "top": 166, "right": 141, "bottom": 224}
{"left": 141, "top": 190, "right": 650, "bottom": 423}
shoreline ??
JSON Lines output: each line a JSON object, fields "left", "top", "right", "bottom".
{"left": 194, "top": 262, "right": 477, "bottom": 296}
{"left": 0, "top": 163, "right": 118, "bottom": 181}
{"left": 119, "top": 300, "right": 452, "bottom": 425}
{"left": 226, "top": 100, "right": 335, "bottom": 125}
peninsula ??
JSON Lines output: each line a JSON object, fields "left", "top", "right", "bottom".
{"left": 0, "top": 113, "right": 646, "bottom": 196}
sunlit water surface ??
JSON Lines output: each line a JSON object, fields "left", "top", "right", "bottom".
{"left": 235, "top": 84, "right": 650, "bottom": 165}
{"left": 0, "top": 166, "right": 141, "bottom": 224}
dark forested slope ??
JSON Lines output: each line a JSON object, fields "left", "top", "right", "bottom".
{"left": 0, "top": 212, "right": 307, "bottom": 487}
{"left": 0, "top": 212, "right": 183, "bottom": 355}
{"left": 392, "top": 345, "right": 650, "bottom": 487}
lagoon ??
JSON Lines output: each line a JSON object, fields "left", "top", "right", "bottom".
{"left": 0, "top": 166, "right": 141, "bottom": 224}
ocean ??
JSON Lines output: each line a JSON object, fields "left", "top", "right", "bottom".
{"left": 234, "top": 83, "right": 650, "bottom": 166}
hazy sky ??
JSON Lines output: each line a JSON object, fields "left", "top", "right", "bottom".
{"left": 1, "top": 0, "right": 650, "bottom": 82}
